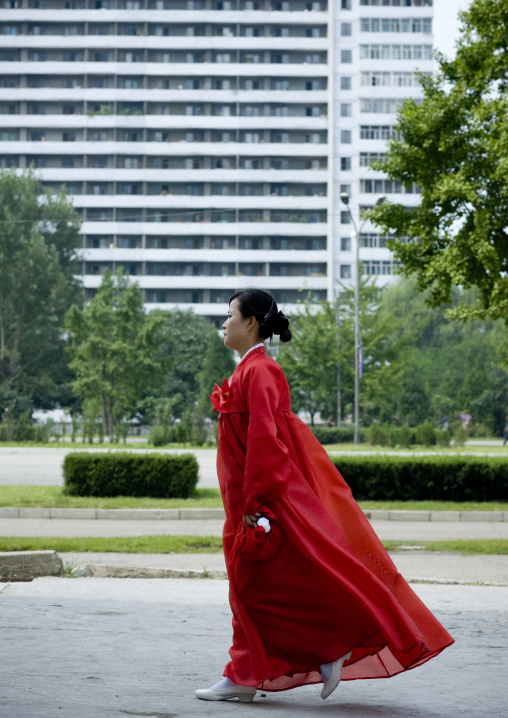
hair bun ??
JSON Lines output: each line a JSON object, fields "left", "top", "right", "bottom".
{"left": 272, "top": 311, "right": 292, "bottom": 343}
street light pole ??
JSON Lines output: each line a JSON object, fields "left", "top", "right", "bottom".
{"left": 340, "top": 193, "right": 385, "bottom": 444}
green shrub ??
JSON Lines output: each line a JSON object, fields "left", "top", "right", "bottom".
{"left": 415, "top": 420, "right": 437, "bottom": 446}
{"left": 436, "top": 429, "right": 451, "bottom": 447}
{"left": 63, "top": 452, "right": 198, "bottom": 498}
{"left": 311, "top": 426, "right": 368, "bottom": 445}
{"left": 330, "top": 455, "right": 508, "bottom": 502}
{"left": 454, "top": 425, "right": 468, "bottom": 446}
{"left": 398, "top": 423, "right": 413, "bottom": 449}
{"left": 149, "top": 425, "right": 174, "bottom": 447}
{"left": 0, "top": 423, "right": 49, "bottom": 442}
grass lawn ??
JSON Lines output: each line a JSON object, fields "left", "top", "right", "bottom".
{"left": 0, "top": 486, "right": 223, "bottom": 509}
{"left": 0, "top": 486, "right": 507, "bottom": 512}
{"left": 0, "top": 536, "right": 506, "bottom": 555}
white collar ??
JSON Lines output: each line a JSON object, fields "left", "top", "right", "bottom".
{"left": 239, "top": 342, "right": 265, "bottom": 364}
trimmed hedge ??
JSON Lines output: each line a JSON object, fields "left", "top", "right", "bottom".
{"left": 330, "top": 455, "right": 508, "bottom": 502}
{"left": 311, "top": 426, "right": 368, "bottom": 445}
{"left": 63, "top": 452, "right": 198, "bottom": 498}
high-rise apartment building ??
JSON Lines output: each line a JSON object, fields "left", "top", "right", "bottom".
{"left": 0, "top": 0, "right": 433, "bottom": 322}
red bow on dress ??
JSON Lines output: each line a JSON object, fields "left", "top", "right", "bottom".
{"left": 210, "top": 378, "right": 233, "bottom": 413}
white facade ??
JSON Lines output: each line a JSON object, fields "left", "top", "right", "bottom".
{"left": 0, "top": 0, "right": 432, "bottom": 321}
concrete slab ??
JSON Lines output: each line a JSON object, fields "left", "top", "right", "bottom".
{"left": 56, "top": 550, "right": 508, "bottom": 586}
{"left": 389, "top": 510, "right": 431, "bottom": 521}
{"left": 0, "top": 578, "right": 506, "bottom": 717}
{"left": 2, "top": 516, "right": 508, "bottom": 541}
{"left": 0, "top": 550, "right": 63, "bottom": 581}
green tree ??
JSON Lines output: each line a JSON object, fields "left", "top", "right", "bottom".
{"left": 278, "top": 281, "right": 413, "bottom": 426}
{"left": 377, "top": 278, "right": 508, "bottom": 433}
{"left": 278, "top": 300, "right": 339, "bottom": 425}
{"left": 65, "top": 270, "right": 164, "bottom": 437}
{"left": 368, "top": 0, "right": 508, "bottom": 324}
{"left": 199, "top": 327, "right": 236, "bottom": 415}
{"left": 0, "top": 168, "right": 82, "bottom": 411}
{"left": 152, "top": 310, "right": 210, "bottom": 419}
{"left": 337, "top": 279, "right": 419, "bottom": 425}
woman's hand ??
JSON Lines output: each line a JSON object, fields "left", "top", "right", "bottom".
{"left": 243, "top": 513, "right": 261, "bottom": 529}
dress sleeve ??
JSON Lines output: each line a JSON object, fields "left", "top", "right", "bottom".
{"left": 242, "top": 360, "right": 292, "bottom": 514}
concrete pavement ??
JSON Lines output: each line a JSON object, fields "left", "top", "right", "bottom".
{"left": 2, "top": 445, "right": 508, "bottom": 488}
{"left": 0, "top": 447, "right": 220, "bottom": 488}
{"left": 0, "top": 578, "right": 506, "bottom": 717}
{"left": 56, "top": 550, "right": 508, "bottom": 586}
{"left": 2, "top": 516, "right": 507, "bottom": 540}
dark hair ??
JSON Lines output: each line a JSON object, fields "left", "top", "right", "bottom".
{"left": 230, "top": 288, "right": 292, "bottom": 343}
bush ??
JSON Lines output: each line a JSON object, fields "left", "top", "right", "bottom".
{"left": 63, "top": 452, "right": 198, "bottom": 498}
{"left": 0, "top": 423, "right": 49, "bottom": 442}
{"left": 436, "top": 429, "right": 451, "bottom": 447}
{"left": 311, "top": 426, "right": 368, "bottom": 445}
{"left": 149, "top": 425, "right": 175, "bottom": 447}
{"left": 398, "top": 423, "right": 413, "bottom": 449}
{"left": 330, "top": 455, "right": 508, "bottom": 502}
{"left": 453, "top": 425, "right": 468, "bottom": 446}
{"left": 415, "top": 420, "right": 437, "bottom": 446}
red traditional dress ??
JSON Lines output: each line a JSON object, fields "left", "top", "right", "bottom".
{"left": 210, "top": 346, "right": 453, "bottom": 693}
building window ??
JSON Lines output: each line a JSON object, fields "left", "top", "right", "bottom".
{"left": 341, "top": 130, "right": 352, "bottom": 143}
{"left": 341, "top": 157, "right": 351, "bottom": 171}
{"left": 341, "top": 76, "right": 352, "bottom": 90}
{"left": 341, "top": 50, "right": 352, "bottom": 63}
{"left": 340, "top": 237, "right": 351, "bottom": 252}
{"left": 341, "top": 0, "right": 351, "bottom": 8}
{"left": 340, "top": 211, "right": 350, "bottom": 224}
{"left": 340, "top": 103, "right": 352, "bottom": 117}
{"left": 360, "top": 125, "right": 400, "bottom": 140}
{"left": 360, "top": 151, "right": 386, "bottom": 166}
{"left": 340, "top": 265, "right": 352, "bottom": 279}
{"left": 360, "top": 98, "right": 400, "bottom": 113}
{"left": 341, "top": 23, "right": 352, "bottom": 37}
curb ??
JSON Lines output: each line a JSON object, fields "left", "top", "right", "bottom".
{"left": 0, "top": 507, "right": 506, "bottom": 522}
{"left": 79, "top": 564, "right": 228, "bottom": 580}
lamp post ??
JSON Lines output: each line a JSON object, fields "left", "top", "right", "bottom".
{"left": 340, "top": 193, "right": 386, "bottom": 444}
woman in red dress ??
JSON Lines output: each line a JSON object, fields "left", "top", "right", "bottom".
{"left": 196, "top": 289, "right": 453, "bottom": 704}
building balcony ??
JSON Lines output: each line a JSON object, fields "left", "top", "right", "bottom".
{"left": 81, "top": 274, "right": 328, "bottom": 290}
{"left": 80, "top": 248, "right": 328, "bottom": 262}
{"left": 80, "top": 221, "right": 327, "bottom": 235}
{"left": 0, "top": 113, "right": 328, "bottom": 131}
{"left": 0, "top": 60, "right": 328, "bottom": 78}
{"left": 0, "top": 10, "right": 329, "bottom": 25}
{"left": 32, "top": 168, "right": 328, "bottom": 182}
{"left": 3, "top": 141, "right": 328, "bottom": 156}
{"left": 72, "top": 194, "right": 328, "bottom": 209}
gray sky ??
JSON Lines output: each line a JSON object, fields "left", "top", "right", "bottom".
{"left": 433, "top": 0, "right": 474, "bottom": 60}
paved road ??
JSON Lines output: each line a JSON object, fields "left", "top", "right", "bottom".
{"left": 0, "top": 578, "right": 506, "bottom": 718}
{"left": 2, "top": 446, "right": 508, "bottom": 488}
{"left": 0, "top": 447, "right": 219, "bottom": 488}
{"left": 2, "top": 517, "right": 507, "bottom": 540}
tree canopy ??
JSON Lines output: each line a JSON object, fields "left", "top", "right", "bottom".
{"left": 65, "top": 270, "right": 165, "bottom": 435}
{"left": 0, "top": 168, "right": 82, "bottom": 412}
{"left": 368, "top": 0, "right": 508, "bottom": 324}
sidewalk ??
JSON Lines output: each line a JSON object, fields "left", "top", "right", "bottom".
{"left": 57, "top": 550, "right": 508, "bottom": 586}
{"left": 2, "top": 516, "right": 508, "bottom": 540}
{"left": 0, "top": 578, "right": 506, "bottom": 717}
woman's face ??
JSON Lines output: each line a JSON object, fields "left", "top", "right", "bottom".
{"left": 222, "top": 299, "right": 252, "bottom": 352}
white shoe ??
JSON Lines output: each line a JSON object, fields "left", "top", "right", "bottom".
{"left": 195, "top": 684, "right": 257, "bottom": 703}
{"left": 320, "top": 651, "right": 352, "bottom": 700}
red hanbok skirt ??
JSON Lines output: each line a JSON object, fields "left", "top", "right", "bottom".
{"left": 217, "top": 410, "right": 454, "bottom": 692}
